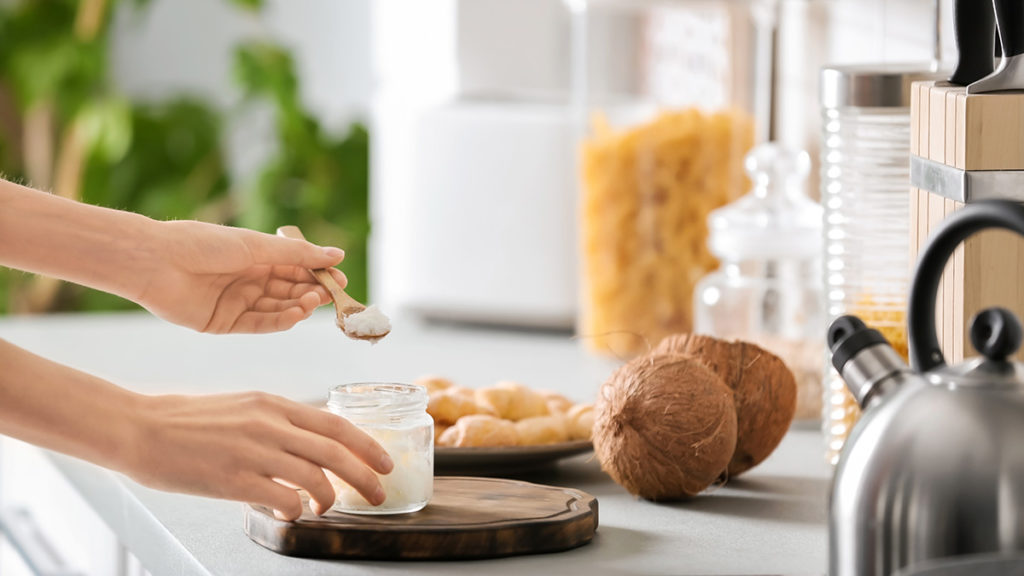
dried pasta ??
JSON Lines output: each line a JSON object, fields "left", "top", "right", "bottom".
{"left": 580, "top": 108, "right": 754, "bottom": 357}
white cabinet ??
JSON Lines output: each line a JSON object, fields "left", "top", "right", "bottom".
{"left": 0, "top": 438, "right": 149, "bottom": 576}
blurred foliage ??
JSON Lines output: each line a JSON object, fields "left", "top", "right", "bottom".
{"left": 0, "top": 0, "right": 370, "bottom": 313}
{"left": 233, "top": 41, "right": 370, "bottom": 303}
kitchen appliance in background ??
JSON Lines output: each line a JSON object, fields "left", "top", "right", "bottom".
{"left": 370, "top": 0, "right": 582, "bottom": 329}
{"left": 827, "top": 201, "right": 1024, "bottom": 576}
{"left": 403, "top": 101, "right": 579, "bottom": 328}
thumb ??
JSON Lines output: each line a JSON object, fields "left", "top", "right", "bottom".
{"left": 248, "top": 229, "right": 345, "bottom": 269}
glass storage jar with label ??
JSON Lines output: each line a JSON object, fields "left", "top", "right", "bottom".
{"left": 570, "top": 0, "right": 777, "bottom": 357}
{"left": 326, "top": 383, "right": 433, "bottom": 514}
{"left": 694, "top": 142, "right": 824, "bottom": 424}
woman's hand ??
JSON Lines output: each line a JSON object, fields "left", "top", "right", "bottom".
{"left": 127, "top": 391, "right": 393, "bottom": 520}
{"left": 0, "top": 182, "right": 343, "bottom": 333}
{"left": 139, "top": 220, "right": 348, "bottom": 333}
{"left": 0, "top": 339, "right": 392, "bottom": 521}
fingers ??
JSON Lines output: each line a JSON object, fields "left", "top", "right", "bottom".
{"left": 241, "top": 476, "right": 304, "bottom": 521}
{"left": 263, "top": 455, "right": 338, "bottom": 516}
{"left": 282, "top": 430, "right": 386, "bottom": 509}
{"left": 269, "top": 266, "right": 348, "bottom": 293}
{"left": 287, "top": 405, "right": 394, "bottom": 475}
{"left": 252, "top": 292, "right": 322, "bottom": 314}
{"left": 264, "top": 277, "right": 330, "bottom": 302}
{"left": 225, "top": 307, "right": 311, "bottom": 334}
{"left": 248, "top": 230, "right": 345, "bottom": 270}
{"left": 326, "top": 267, "right": 348, "bottom": 290}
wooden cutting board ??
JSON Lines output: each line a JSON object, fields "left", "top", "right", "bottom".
{"left": 244, "top": 476, "right": 598, "bottom": 560}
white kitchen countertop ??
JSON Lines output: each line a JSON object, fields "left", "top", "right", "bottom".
{"left": 0, "top": 310, "right": 831, "bottom": 575}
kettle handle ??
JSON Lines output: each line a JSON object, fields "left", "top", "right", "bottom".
{"left": 909, "top": 200, "right": 1024, "bottom": 371}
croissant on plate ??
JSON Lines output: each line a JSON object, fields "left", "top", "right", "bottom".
{"left": 422, "top": 378, "right": 594, "bottom": 447}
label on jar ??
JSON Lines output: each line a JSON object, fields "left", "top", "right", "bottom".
{"left": 641, "top": 4, "right": 731, "bottom": 111}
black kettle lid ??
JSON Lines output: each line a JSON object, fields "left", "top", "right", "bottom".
{"left": 929, "top": 307, "right": 1024, "bottom": 387}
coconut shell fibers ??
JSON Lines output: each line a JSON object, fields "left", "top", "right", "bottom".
{"left": 655, "top": 334, "right": 796, "bottom": 477}
{"left": 593, "top": 354, "right": 737, "bottom": 501}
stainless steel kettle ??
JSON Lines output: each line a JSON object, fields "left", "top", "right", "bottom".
{"left": 827, "top": 200, "right": 1024, "bottom": 576}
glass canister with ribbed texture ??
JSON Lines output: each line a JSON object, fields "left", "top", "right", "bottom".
{"left": 819, "top": 65, "right": 934, "bottom": 465}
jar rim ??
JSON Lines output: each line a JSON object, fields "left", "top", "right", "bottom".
{"left": 327, "top": 382, "right": 427, "bottom": 414}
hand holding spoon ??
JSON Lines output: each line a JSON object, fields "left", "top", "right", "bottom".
{"left": 276, "top": 226, "right": 391, "bottom": 342}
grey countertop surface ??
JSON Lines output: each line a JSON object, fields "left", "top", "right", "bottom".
{"left": 0, "top": 311, "right": 831, "bottom": 575}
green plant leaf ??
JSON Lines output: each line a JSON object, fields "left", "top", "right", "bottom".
{"left": 227, "top": 0, "right": 265, "bottom": 11}
{"left": 77, "top": 97, "right": 132, "bottom": 162}
{"left": 232, "top": 41, "right": 298, "bottom": 108}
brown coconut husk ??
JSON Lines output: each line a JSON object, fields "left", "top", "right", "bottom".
{"left": 593, "top": 353, "right": 738, "bottom": 501}
{"left": 655, "top": 334, "right": 797, "bottom": 477}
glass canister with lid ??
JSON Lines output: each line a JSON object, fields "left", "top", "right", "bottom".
{"left": 694, "top": 142, "right": 824, "bottom": 424}
{"left": 570, "top": 0, "right": 776, "bottom": 357}
{"left": 820, "top": 65, "right": 935, "bottom": 464}
{"left": 326, "top": 382, "right": 433, "bottom": 514}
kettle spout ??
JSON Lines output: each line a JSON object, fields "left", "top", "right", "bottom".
{"left": 828, "top": 315, "right": 911, "bottom": 408}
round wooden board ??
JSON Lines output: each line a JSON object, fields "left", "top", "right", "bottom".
{"left": 244, "top": 476, "right": 598, "bottom": 560}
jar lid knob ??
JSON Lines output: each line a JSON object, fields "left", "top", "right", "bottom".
{"left": 707, "top": 142, "right": 821, "bottom": 260}
{"left": 744, "top": 142, "right": 811, "bottom": 196}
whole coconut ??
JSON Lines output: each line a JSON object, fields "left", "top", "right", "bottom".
{"left": 593, "top": 353, "right": 738, "bottom": 500}
{"left": 655, "top": 334, "right": 796, "bottom": 477}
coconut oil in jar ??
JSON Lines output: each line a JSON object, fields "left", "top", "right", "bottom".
{"left": 326, "top": 383, "right": 433, "bottom": 514}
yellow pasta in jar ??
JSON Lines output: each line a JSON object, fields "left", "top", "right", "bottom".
{"left": 580, "top": 108, "right": 755, "bottom": 357}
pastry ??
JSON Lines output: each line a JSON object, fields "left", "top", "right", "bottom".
{"left": 514, "top": 414, "right": 570, "bottom": 445}
{"left": 427, "top": 389, "right": 483, "bottom": 425}
{"left": 474, "top": 386, "right": 515, "bottom": 418}
{"left": 434, "top": 424, "right": 450, "bottom": 444}
{"left": 437, "top": 414, "right": 518, "bottom": 447}
{"left": 493, "top": 381, "right": 549, "bottom": 421}
{"left": 415, "top": 376, "right": 454, "bottom": 394}
{"left": 566, "top": 403, "right": 595, "bottom": 441}
{"left": 418, "top": 375, "right": 591, "bottom": 446}
{"left": 540, "top": 390, "right": 574, "bottom": 414}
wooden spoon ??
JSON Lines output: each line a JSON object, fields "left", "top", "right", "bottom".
{"left": 276, "top": 226, "right": 390, "bottom": 341}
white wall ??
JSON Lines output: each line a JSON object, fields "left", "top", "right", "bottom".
{"left": 775, "top": 0, "right": 956, "bottom": 165}
{"left": 111, "top": 0, "right": 372, "bottom": 120}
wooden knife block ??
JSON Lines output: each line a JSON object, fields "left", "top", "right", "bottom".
{"left": 910, "top": 81, "right": 1024, "bottom": 362}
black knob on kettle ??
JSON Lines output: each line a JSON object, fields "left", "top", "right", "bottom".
{"left": 910, "top": 200, "right": 1024, "bottom": 370}
{"left": 828, "top": 316, "right": 889, "bottom": 374}
{"left": 970, "top": 307, "right": 1023, "bottom": 361}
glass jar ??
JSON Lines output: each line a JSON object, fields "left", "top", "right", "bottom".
{"left": 326, "top": 383, "right": 433, "bottom": 515}
{"left": 695, "top": 142, "right": 824, "bottom": 424}
{"left": 570, "top": 0, "right": 777, "bottom": 357}
{"left": 820, "top": 65, "right": 932, "bottom": 464}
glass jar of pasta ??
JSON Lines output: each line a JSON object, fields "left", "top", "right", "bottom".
{"left": 570, "top": 0, "right": 777, "bottom": 357}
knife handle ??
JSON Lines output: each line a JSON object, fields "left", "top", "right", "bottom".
{"left": 994, "top": 0, "right": 1024, "bottom": 57}
{"left": 950, "top": 0, "right": 997, "bottom": 85}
